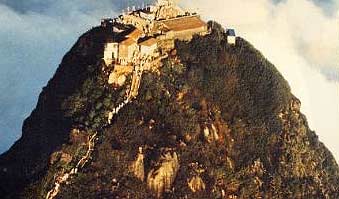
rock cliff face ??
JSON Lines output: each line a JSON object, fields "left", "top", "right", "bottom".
{"left": 0, "top": 23, "right": 339, "bottom": 199}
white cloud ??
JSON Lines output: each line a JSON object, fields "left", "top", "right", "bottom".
{"left": 0, "top": 2, "right": 116, "bottom": 153}
{"left": 0, "top": 0, "right": 152, "bottom": 153}
{"left": 182, "top": 0, "right": 339, "bottom": 162}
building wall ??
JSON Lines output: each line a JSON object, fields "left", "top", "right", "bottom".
{"left": 104, "top": 42, "right": 119, "bottom": 65}
{"left": 119, "top": 44, "right": 128, "bottom": 58}
{"left": 140, "top": 12, "right": 156, "bottom": 21}
{"left": 171, "top": 26, "right": 208, "bottom": 41}
{"left": 128, "top": 43, "right": 138, "bottom": 60}
{"left": 159, "top": 26, "right": 208, "bottom": 41}
{"left": 113, "top": 64, "right": 134, "bottom": 74}
{"left": 227, "top": 36, "right": 236, "bottom": 45}
{"left": 119, "top": 43, "right": 138, "bottom": 64}
{"left": 140, "top": 44, "right": 157, "bottom": 56}
{"left": 158, "top": 39, "right": 175, "bottom": 50}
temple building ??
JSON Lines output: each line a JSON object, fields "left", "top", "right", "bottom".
{"left": 154, "top": 15, "right": 208, "bottom": 41}
{"left": 139, "top": 38, "right": 158, "bottom": 56}
{"left": 103, "top": 40, "right": 119, "bottom": 65}
{"left": 103, "top": 0, "right": 209, "bottom": 66}
{"left": 104, "top": 28, "right": 143, "bottom": 65}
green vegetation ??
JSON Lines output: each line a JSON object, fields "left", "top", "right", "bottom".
{"left": 56, "top": 22, "right": 339, "bottom": 198}
{"left": 3, "top": 22, "right": 339, "bottom": 199}
{"left": 61, "top": 61, "right": 127, "bottom": 130}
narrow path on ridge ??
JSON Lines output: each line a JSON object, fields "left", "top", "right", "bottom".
{"left": 45, "top": 55, "right": 150, "bottom": 199}
{"left": 45, "top": 132, "right": 97, "bottom": 199}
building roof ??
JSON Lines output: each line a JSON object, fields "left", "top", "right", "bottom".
{"left": 226, "top": 29, "right": 236, "bottom": 36}
{"left": 139, "top": 38, "right": 158, "bottom": 46}
{"left": 126, "top": 28, "right": 143, "bottom": 40}
{"left": 120, "top": 37, "right": 137, "bottom": 46}
{"left": 160, "top": 16, "right": 207, "bottom": 32}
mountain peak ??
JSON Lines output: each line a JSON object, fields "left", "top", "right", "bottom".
{"left": 0, "top": 3, "right": 338, "bottom": 199}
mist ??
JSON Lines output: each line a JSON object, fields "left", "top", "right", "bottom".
{"left": 0, "top": 0, "right": 151, "bottom": 153}
{"left": 0, "top": 0, "right": 338, "bottom": 163}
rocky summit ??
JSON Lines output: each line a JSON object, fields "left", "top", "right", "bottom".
{"left": 0, "top": 1, "right": 339, "bottom": 199}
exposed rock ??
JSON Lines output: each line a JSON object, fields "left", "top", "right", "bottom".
{"left": 69, "top": 128, "right": 89, "bottom": 145}
{"left": 117, "top": 75, "right": 127, "bottom": 86}
{"left": 60, "top": 153, "right": 73, "bottom": 164}
{"left": 108, "top": 72, "right": 126, "bottom": 86}
{"left": 249, "top": 159, "right": 264, "bottom": 176}
{"left": 226, "top": 157, "right": 235, "bottom": 170}
{"left": 130, "top": 147, "right": 145, "bottom": 181}
{"left": 188, "top": 176, "right": 206, "bottom": 193}
{"left": 203, "top": 126, "right": 210, "bottom": 139}
{"left": 148, "top": 119, "right": 156, "bottom": 129}
{"left": 203, "top": 124, "right": 220, "bottom": 143}
{"left": 210, "top": 124, "right": 219, "bottom": 141}
{"left": 1, "top": 19, "right": 339, "bottom": 199}
{"left": 49, "top": 151, "right": 61, "bottom": 165}
{"left": 291, "top": 97, "right": 301, "bottom": 112}
{"left": 147, "top": 150, "right": 179, "bottom": 198}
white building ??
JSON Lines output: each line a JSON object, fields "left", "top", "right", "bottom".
{"left": 104, "top": 28, "right": 143, "bottom": 66}
{"left": 104, "top": 41, "right": 119, "bottom": 65}
{"left": 139, "top": 38, "right": 158, "bottom": 56}
{"left": 140, "top": 11, "right": 156, "bottom": 21}
{"left": 226, "top": 29, "right": 236, "bottom": 45}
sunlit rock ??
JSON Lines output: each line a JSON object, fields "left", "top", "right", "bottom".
{"left": 147, "top": 151, "right": 179, "bottom": 197}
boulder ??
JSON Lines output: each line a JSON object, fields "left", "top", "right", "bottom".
{"left": 188, "top": 176, "right": 206, "bottom": 193}
{"left": 130, "top": 147, "right": 145, "bottom": 181}
{"left": 147, "top": 151, "right": 179, "bottom": 198}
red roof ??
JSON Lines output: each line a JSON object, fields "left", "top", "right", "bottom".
{"left": 161, "top": 16, "right": 207, "bottom": 32}
{"left": 120, "top": 37, "right": 137, "bottom": 46}
{"left": 126, "top": 28, "right": 143, "bottom": 40}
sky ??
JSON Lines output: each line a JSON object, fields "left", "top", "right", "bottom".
{"left": 0, "top": 0, "right": 338, "bottom": 162}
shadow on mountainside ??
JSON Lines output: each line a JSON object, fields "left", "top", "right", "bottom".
{"left": 1, "top": 22, "right": 338, "bottom": 198}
